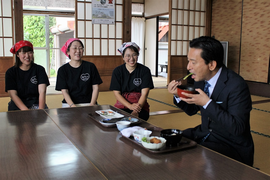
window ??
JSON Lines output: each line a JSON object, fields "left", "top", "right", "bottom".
{"left": 23, "top": 0, "right": 75, "bottom": 78}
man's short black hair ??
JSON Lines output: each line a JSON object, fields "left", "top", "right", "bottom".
{"left": 190, "top": 36, "right": 224, "bottom": 68}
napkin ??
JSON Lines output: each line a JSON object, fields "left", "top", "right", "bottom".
{"left": 121, "top": 126, "right": 145, "bottom": 138}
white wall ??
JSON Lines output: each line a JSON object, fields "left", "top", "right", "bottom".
{"left": 145, "top": 0, "right": 169, "bottom": 17}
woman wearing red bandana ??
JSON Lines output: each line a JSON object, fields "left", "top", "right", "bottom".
{"left": 5, "top": 40, "right": 50, "bottom": 111}
{"left": 55, "top": 38, "right": 103, "bottom": 107}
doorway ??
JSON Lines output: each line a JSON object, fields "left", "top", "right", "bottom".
{"left": 144, "top": 15, "right": 169, "bottom": 88}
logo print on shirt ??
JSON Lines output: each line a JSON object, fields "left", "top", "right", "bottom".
{"left": 30, "top": 76, "right": 37, "bottom": 84}
{"left": 81, "top": 73, "right": 90, "bottom": 82}
{"left": 133, "top": 78, "right": 142, "bottom": 86}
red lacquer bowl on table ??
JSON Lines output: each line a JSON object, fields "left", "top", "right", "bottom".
{"left": 177, "top": 85, "right": 196, "bottom": 99}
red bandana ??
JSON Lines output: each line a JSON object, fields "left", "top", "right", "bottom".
{"left": 10, "top": 40, "right": 33, "bottom": 54}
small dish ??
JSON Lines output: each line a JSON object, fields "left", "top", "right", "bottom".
{"left": 121, "top": 117, "right": 139, "bottom": 123}
{"left": 133, "top": 129, "right": 152, "bottom": 143}
{"left": 116, "top": 121, "right": 131, "bottom": 131}
{"left": 141, "top": 136, "right": 166, "bottom": 150}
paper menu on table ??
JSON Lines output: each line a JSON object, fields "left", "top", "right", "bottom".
{"left": 95, "top": 109, "right": 124, "bottom": 119}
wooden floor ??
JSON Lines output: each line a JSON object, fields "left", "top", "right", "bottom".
{"left": 1, "top": 78, "right": 269, "bottom": 176}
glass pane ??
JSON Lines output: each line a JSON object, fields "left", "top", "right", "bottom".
{"left": 171, "top": 41, "right": 176, "bottom": 55}
{"left": 24, "top": 15, "right": 46, "bottom": 47}
{"left": 189, "top": 27, "right": 194, "bottom": 40}
{"left": 184, "top": 0, "right": 189, "bottom": 9}
{"left": 0, "top": 1, "right": 2, "bottom": 16}
{"left": 0, "top": 18, "right": 2, "bottom": 36}
{"left": 177, "top": 41, "right": 182, "bottom": 55}
{"left": 178, "top": 10, "right": 183, "bottom": 24}
{"left": 50, "top": 49, "right": 61, "bottom": 78}
{"left": 183, "top": 26, "right": 188, "bottom": 40}
{"left": 86, "top": 39, "right": 92, "bottom": 55}
{"left": 177, "top": 26, "right": 182, "bottom": 40}
{"left": 200, "top": 27, "right": 205, "bottom": 36}
{"left": 116, "top": 40, "right": 122, "bottom": 54}
{"left": 116, "top": 0, "right": 123, "bottom": 4}
{"left": 178, "top": 0, "right": 184, "bottom": 9}
{"left": 101, "top": 24, "right": 108, "bottom": 38}
{"left": 172, "top": 10, "right": 177, "bottom": 24}
{"left": 2, "top": 0, "right": 11, "bottom": 17}
{"left": 201, "top": 0, "right": 206, "bottom": 11}
{"left": 101, "top": 39, "right": 108, "bottom": 55}
{"left": 3, "top": 18, "right": 12, "bottom": 37}
{"left": 200, "top": 12, "right": 205, "bottom": 26}
{"left": 77, "top": 3, "right": 85, "bottom": 19}
{"left": 195, "top": 27, "right": 200, "bottom": 38}
{"left": 86, "top": 3, "right": 92, "bottom": 20}
{"left": 93, "top": 24, "right": 100, "bottom": 38}
{"left": 34, "top": 49, "right": 48, "bottom": 72}
{"left": 86, "top": 21, "right": 92, "bottom": 38}
{"left": 172, "top": 0, "right": 177, "bottom": 9}
{"left": 23, "top": 0, "right": 75, "bottom": 11}
{"left": 109, "top": 40, "right": 115, "bottom": 55}
{"left": 171, "top": 25, "right": 176, "bottom": 39}
{"left": 190, "top": 0, "right": 195, "bottom": 10}
{"left": 94, "top": 39, "right": 100, "bottom": 55}
{"left": 4, "top": 38, "right": 13, "bottom": 57}
{"left": 189, "top": 12, "right": 195, "bottom": 25}
{"left": 196, "top": 0, "right": 201, "bottom": 11}
{"left": 183, "top": 11, "right": 189, "bottom": 25}
{"left": 0, "top": 38, "right": 3, "bottom": 56}
{"left": 116, "top": 5, "right": 122, "bottom": 22}
{"left": 183, "top": 41, "right": 188, "bottom": 55}
{"left": 132, "top": 3, "right": 144, "bottom": 16}
{"left": 116, "top": 23, "right": 122, "bottom": 38}
{"left": 50, "top": 17, "right": 75, "bottom": 38}
{"left": 195, "top": 12, "right": 200, "bottom": 26}
{"left": 77, "top": 21, "right": 85, "bottom": 37}
{"left": 109, "top": 24, "right": 115, "bottom": 38}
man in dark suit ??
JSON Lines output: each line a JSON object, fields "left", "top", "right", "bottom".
{"left": 168, "top": 36, "right": 254, "bottom": 166}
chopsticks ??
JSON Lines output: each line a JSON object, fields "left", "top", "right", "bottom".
{"left": 176, "top": 73, "right": 193, "bottom": 82}
{"left": 166, "top": 73, "right": 193, "bottom": 87}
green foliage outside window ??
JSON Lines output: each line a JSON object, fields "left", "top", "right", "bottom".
{"left": 23, "top": 15, "right": 56, "bottom": 77}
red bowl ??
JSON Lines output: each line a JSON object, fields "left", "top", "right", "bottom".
{"left": 177, "top": 85, "right": 196, "bottom": 98}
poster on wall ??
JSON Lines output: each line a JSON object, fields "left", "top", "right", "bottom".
{"left": 92, "top": 0, "right": 115, "bottom": 24}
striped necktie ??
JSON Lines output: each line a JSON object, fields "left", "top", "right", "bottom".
{"left": 204, "top": 82, "right": 210, "bottom": 97}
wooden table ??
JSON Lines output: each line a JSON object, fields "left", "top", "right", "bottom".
{"left": 1, "top": 105, "right": 270, "bottom": 179}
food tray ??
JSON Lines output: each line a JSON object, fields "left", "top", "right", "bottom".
{"left": 120, "top": 127, "right": 197, "bottom": 154}
{"left": 95, "top": 109, "right": 124, "bottom": 119}
{"left": 88, "top": 111, "right": 143, "bottom": 128}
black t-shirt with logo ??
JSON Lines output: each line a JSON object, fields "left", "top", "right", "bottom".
{"left": 110, "top": 63, "right": 154, "bottom": 93}
{"left": 56, "top": 60, "right": 103, "bottom": 104}
{"left": 5, "top": 63, "right": 50, "bottom": 108}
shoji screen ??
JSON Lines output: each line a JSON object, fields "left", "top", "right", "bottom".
{"left": 0, "top": 0, "right": 13, "bottom": 57}
{"left": 170, "top": 0, "right": 206, "bottom": 56}
{"left": 0, "top": 0, "right": 14, "bottom": 97}
{"left": 76, "top": 0, "right": 123, "bottom": 56}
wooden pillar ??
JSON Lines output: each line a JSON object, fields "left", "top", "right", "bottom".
{"left": 14, "top": 0, "right": 24, "bottom": 42}
{"left": 205, "top": 0, "right": 212, "bottom": 36}
{"left": 123, "top": 0, "right": 132, "bottom": 42}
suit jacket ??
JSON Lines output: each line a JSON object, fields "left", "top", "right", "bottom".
{"left": 174, "top": 66, "right": 254, "bottom": 166}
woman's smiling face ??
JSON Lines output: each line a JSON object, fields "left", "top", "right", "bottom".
{"left": 123, "top": 48, "right": 138, "bottom": 68}
{"left": 67, "top": 41, "right": 84, "bottom": 61}
{"left": 17, "top": 50, "right": 34, "bottom": 67}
